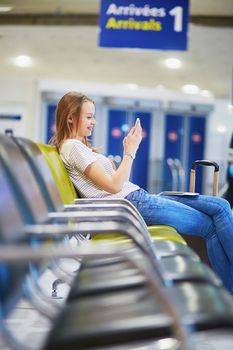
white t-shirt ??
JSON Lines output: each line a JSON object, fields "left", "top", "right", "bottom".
{"left": 60, "top": 139, "right": 139, "bottom": 199}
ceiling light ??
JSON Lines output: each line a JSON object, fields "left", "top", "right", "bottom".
{"left": 200, "top": 90, "right": 213, "bottom": 98}
{"left": 125, "top": 83, "right": 138, "bottom": 90}
{"left": 165, "top": 58, "right": 182, "bottom": 69}
{"left": 216, "top": 125, "right": 227, "bottom": 133}
{"left": 14, "top": 55, "right": 32, "bottom": 68}
{"left": 155, "top": 84, "right": 165, "bottom": 92}
{"left": 182, "top": 84, "right": 199, "bottom": 94}
{"left": 227, "top": 104, "right": 233, "bottom": 113}
{"left": 0, "top": 6, "right": 13, "bottom": 12}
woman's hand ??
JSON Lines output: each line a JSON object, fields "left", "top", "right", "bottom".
{"left": 85, "top": 118, "right": 142, "bottom": 193}
{"left": 123, "top": 118, "right": 142, "bottom": 157}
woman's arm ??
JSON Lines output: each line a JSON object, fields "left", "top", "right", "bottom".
{"left": 84, "top": 119, "right": 142, "bottom": 193}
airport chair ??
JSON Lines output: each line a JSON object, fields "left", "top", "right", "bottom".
{"left": 1, "top": 144, "right": 168, "bottom": 304}
{"left": 33, "top": 140, "right": 225, "bottom": 287}
{"left": 0, "top": 156, "right": 63, "bottom": 350}
{"left": 0, "top": 135, "right": 154, "bottom": 249}
{"left": 36, "top": 141, "right": 187, "bottom": 244}
{"left": 13, "top": 137, "right": 177, "bottom": 236}
{"left": 38, "top": 140, "right": 193, "bottom": 257}
{"left": 0, "top": 134, "right": 169, "bottom": 292}
{"left": 0, "top": 237, "right": 187, "bottom": 350}
{"left": 0, "top": 158, "right": 30, "bottom": 317}
{"left": 1, "top": 139, "right": 233, "bottom": 350}
{"left": 0, "top": 135, "right": 220, "bottom": 288}
{"left": 1, "top": 201, "right": 233, "bottom": 350}
{"left": 0, "top": 134, "right": 225, "bottom": 321}
{"left": 42, "top": 275, "right": 233, "bottom": 350}
{"left": 13, "top": 136, "right": 201, "bottom": 262}
{"left": 0, "top": 152, "right": 190, "bottom": 349}
{"left": 36, "top": 142, "right": 213, "bottom": 268}
{"left": 41, "top": 241, "right": 233, "bottom": 348}
{"left": 16, "top": 135, "right": 179, "bottom": 246}
{"left": 0, "top": 134, "right": 224, "bottom": 292}
{"left": 7, "top": 136, "right": 222, "bottom": 287}
{"left": 0, "top": 170, "right": 232, "bottom": 350}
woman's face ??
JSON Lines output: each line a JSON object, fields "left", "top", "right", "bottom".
{"left": 75, "top": 101, "right": 96, "bottom": 139}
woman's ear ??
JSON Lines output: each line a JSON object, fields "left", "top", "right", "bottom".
{"left": 68, "top": 116, "right": 73, "bottom": 124}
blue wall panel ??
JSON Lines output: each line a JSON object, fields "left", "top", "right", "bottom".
{"left": 107, "top": 109, "right": 128, "bottom": 157}
{"left": 46, "top": 104, "right": 56, "bottom": 143}
{"left": 132, "top": 112, "right": 151, "bottom": 190}
{"left": 107, "top": 109, "right": 151, "bottom": 190}
{"left": 163, "top": 114, "right": 184, "bottom": 190}
{"left": 186, "top": 116, "right": 206, "bottom": 193}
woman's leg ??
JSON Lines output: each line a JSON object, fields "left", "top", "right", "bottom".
{"left": 127, "top": 189, "right": 215, "bottom": 237}
{"left": 162, "top": 195, "right": 233, "bottom": 265}
{"left": 126, "top": 189, "right": 233, "bottom": 291}
{"left": 206, "top": 233, "right": 233, "bottom": 291}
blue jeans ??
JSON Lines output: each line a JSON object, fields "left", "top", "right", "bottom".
{"left": 126, "top": 188, "right": 233, "bottom": 292}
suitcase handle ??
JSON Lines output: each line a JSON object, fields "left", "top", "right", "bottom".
{"left": 190, "top": 160, "right": 219, "bottom": 196}
{"left": 191, "top": 160, "right": 219, "bottom": 172}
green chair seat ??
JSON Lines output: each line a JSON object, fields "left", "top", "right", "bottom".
{"left": 148, "top": 225, "right": 186, "bottom": 244}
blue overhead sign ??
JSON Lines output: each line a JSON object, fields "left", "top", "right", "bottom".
{"left": 99, "top": 0, "right": 189, "bottom": 50}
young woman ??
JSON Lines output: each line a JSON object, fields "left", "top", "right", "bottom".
{"left": 50, "top": 91, "right": 233, "bottom": 293}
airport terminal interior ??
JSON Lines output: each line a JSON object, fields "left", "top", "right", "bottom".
{"left": 0, "top": 1, "right": 233, "bottom": 349}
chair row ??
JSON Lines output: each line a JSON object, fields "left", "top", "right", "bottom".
{"left": 1, "top": 133, "right": 233, "bottom": 350}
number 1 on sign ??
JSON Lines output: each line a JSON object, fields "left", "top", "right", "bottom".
{"left": 169, "top": 6, "right": 183, "bottom": 32}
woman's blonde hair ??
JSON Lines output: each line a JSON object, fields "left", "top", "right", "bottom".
{"left": 49, "top": 91, "right": 95, "bottom": 151}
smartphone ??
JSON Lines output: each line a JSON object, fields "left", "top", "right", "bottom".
{"left": 159, "top": 191, "right": 199, "bottom": 197}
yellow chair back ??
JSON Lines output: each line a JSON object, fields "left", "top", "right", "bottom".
{"left": 37, "top": 143, "right": 77, "bottom": 204}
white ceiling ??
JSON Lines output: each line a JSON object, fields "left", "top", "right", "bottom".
{"left": 1, "top": 0, "right": 233, "bottom": 16}
{"left": 0, "top": 0, "right": 232, "bottom": 99}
